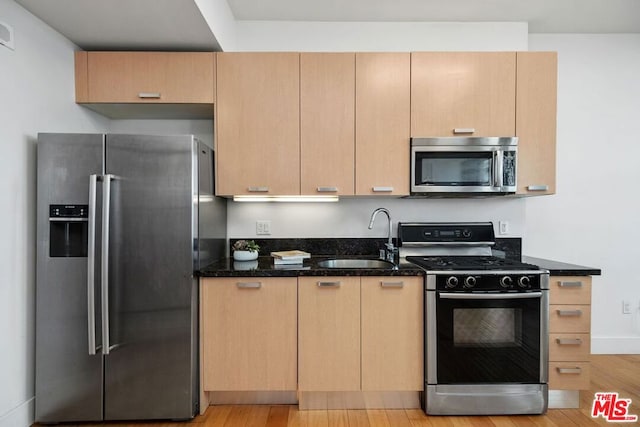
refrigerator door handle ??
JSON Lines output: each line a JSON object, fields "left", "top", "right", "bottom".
{"left": 101, "top": 174, "right": 114, "bottom": 355}
{"left": 87, "top": 174, "right": 99, "bottom": 355}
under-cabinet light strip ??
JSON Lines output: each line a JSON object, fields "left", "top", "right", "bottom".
{"left": 232, "top": 195, "right": 339, "bottom": 203}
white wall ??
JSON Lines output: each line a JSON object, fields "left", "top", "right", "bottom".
{"left": 525, "top": 34, "right": 640, "bottom": 353}
{"left": 0, "top": 2, "right": 109, "bottom": 426}
{"left": 236, "top": 21, "right": 528, "bottom": 51}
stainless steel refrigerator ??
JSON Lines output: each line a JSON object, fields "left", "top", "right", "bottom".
{"left": 35, "top": 133, "right": 226, "bottom": 422}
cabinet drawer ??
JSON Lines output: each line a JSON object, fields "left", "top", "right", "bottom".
{"left": 549, "top": 305, "right": 591, "bottom": 333}
{"left": 549, "top": 333, "right": 591, "bottom": 361}
{"left": 549, "top": 362, "right": 591, "bottom": 390}
{"left": 549, "top": 276, "right": 592, "bottom": 305}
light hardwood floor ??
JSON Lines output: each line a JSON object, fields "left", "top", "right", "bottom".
{"left": 37, "top": 355, "right": 640, "bottom": 427}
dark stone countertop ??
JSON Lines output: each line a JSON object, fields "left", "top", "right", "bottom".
{"left": 522, "top": 256, "right": 601, "bottom": 276}
{"left": 198, "top": 255, "right": 424, "bottom": 278}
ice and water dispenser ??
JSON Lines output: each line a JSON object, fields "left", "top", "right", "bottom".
{"left": 49, "top": 204, "right": 88, "bottom": 257}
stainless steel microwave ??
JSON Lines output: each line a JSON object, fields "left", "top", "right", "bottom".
{"left": 410, "top": 137, "right": 518, "bottom": 195}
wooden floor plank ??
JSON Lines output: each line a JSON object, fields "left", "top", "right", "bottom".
{"left": 385, "top": 409, "right": 413, "bottom": 427}
{"left": 347, "top": 410, "right": 371, "bottom": 427}
{"left": 203, "top": 405, "right": 232, "bottom": 426}
{"left": 326, "top": 409, "right": 348, "bottom": 427}
{"left": 265, "top": 406, "right": 291, "bottom": 427}
{"left": 366, "top": 409, "right": 391, "bottom": 427}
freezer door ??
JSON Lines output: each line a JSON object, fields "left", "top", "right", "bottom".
{"left": 103, "top": 134, "right": 197, "bottom": 420}
{"left": 35, "top": 133, "right": 104, "bottom": 422}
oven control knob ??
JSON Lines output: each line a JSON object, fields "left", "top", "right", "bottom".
{"left": 518, "top": 276, "right": 531, "bottom": 289}
{"left": 500, "top": 276, "right": 513, "bottom": 288}
{"left": 445, "top": 276, "right": 459, "bottom": 288}
{"left": 462, "top": 229, "right": 471, "bottom": 238}
{"left": 463, "top": 276, "right": 476, "bottom": 288}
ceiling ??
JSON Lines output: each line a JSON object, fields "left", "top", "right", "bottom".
{"left": 227, "top": 0, "right": 640, "bottom": 34}
{"left": 14, "top": 0, "right": 220, "bottom": 51}
{"left": 14, "top": 0, "right": 640, "bottom": 51}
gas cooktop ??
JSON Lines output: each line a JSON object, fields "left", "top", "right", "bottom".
{"left": 406, "top": 255, "right": 540, "bottom": 271}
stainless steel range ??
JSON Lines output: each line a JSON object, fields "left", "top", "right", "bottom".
{"left": 399, "top": 222, "right": 549, "bottom": 416}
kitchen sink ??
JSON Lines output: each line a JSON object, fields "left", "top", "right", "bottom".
{"left": 317, "top": 259, "right": 395, "bottom": 269}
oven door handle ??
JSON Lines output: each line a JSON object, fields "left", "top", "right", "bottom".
{"left": 439, "top": 291, "right": 543, "bottom": 300}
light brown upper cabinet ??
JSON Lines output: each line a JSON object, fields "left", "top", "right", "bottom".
{"left": 75, "top": 51, "right": 215, "bottom": 104}
{"left": 215, "top": 53, "right": 300, "bottom": 196}
{"left": 355, "top": 53, "right": 411, "bottom": 196}
{"left": 300, "top": 53, "right": 355, "bottom": 196}
{"left": 411, "top": 52, "right": 516, "bottom": 137}
{"left": 516, "top": 52, "right": 558, "bottom": 195}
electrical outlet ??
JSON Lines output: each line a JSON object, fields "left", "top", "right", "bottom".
{"left": 256, "top": 220, "right": 271, "bottom": 235}
{"left": 498, "top": 221, "right": 509, "bottom": 235}
{"left": 623, "top": 300, "right": 632, "bottom": 314}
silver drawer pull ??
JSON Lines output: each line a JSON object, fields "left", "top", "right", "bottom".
{"left": 381, "top": 281, "right": 404, "bottom": 288}
{"left": 527, "top": 185, "right": 549, "bottom": 191}
{"left": 557, "top": 309, "right": 582, "bottom": 317}
{"left": 317, "top": 281, "right": 341, "bottom": 288}
{"left": 317, "top": 187, "right": 338, "bottom": 193}
{"left": 558, "top": 281, "right": 583, "bottom": 288}
{"left": 556, "top": 338, "right": 583, "bottom": 345}
{"left": 237, "top": 282, "right": 261, "bottom": 289}
{"left": 557, "top": 367, "right": 582, "bottom": 375}
{"left": 247, "top": 186, "right": 269, "bottom": 192}
{"left": 138, "top": 92, "right": 161, "bottom": 99}
{"left": 372, "top": 186, "right": 394, "bottom": 192}
{"left": 453, "top": 128, "right": 475, "bottom": 134}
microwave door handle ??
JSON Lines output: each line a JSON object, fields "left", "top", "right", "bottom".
{"left": 493, "top": 150, "right": 504, "bottom": 189}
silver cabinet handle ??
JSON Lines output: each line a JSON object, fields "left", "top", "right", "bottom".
{"left": 317, "top": 281, "right": 341, "bottom": 288}
{"left": 453, "top": 128, "right": 475, "bottom": 134}
{"left": 236, "top": 282, "right": 261, "bottom": 289}
{"left": 527, "top": 185, "right": 549, "bottom": 191}
{"left": 557, "top": 367, "right": 582, "bottom": 374}
{"left": 138, "top": 92, "right": 161, "bottom": 99}
{"left": 558, "top": 281, "right": 583, "bottom": 288}
{"left": 248, "top": 186, "right": 269, "bottom": 192}
{"left": 372, "top": 187, "right": 394, "bottom": 193}
{"left": 381, "top": 281, "right": 404, "bottom": 288}
{"left": 317, "top": 187, "right": 338, "bottom": 193}
{"left": 101, "top": 174, "right": 114, "bottom": 355}
{"left": 49, "top": 217, "right": 88, "bottom": 222}
{"left": 557, "top": 309, "right": 582, "bottom": 317}
{"left": 87, "top": 174, "right": 98, "bottom": 355}
{"left": 556, "top": 338, "right": 583, "bottom": 345}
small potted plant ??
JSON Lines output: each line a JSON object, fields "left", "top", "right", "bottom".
{"left": 232, "top": 239, "right": 260, "bottom": 261}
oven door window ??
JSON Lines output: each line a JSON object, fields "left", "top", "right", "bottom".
{"left": 436, "top": 294, "right": 541, "bottom": 384}
{"left": 415, "top": 152, "right": 492, "bottom": 186}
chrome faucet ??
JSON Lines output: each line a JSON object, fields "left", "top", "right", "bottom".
{"left": 368, "top": 207, "right": 396, "bottom": 262}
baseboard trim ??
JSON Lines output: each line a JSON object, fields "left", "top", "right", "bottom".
{"left": 0, "top": 397, "right": 34, "bottom": 427}
{"left": 298, "top": 391, "right": 420, "bottom": 410}
{"left": 591, "top": 337, "right": 640, "bottom": 354}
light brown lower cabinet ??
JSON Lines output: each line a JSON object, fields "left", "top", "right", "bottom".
{"left": 298, "top": 276, "right": 423, "bottom": 392}
{"left": 201, "top": 277, "right": 297, "bottom": 391}
{"left": 548, "top": 276, "right": 592, "bottom": 390}
{"left": 298, "top": 276, "right": 361, "bottom": 391}
{"left": 361, "top": 276, "right": 423, "bottom": 391}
